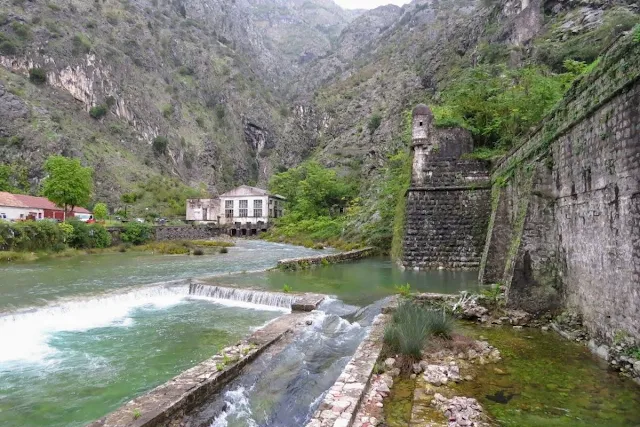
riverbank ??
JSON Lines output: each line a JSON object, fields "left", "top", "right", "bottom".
{"left": 306, "top": 292, "right": 640, "bottom": 427}
{"left": 0, "top": 239, "right": 235, "bottom": 264}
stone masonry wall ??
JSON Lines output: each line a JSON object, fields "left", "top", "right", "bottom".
{"left": 404, "top": 189, "right": 491, "bottom": 269}
{"left": 108, "top": 225, "right": 223, "bottom": 244}
{"left": 480, "top": 33, "right": 640, "bottom": 343}
{"left": 402, "top": 107, "right": 492, "bottom": 270}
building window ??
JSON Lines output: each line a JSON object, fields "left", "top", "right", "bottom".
{"left": 253, "top": 200, "right": 263, "bottom": 218}
{"left": 225, "top": 200, "right": 234, "bottom": 218}
{"left": 239, "top": 200, "right": 248, "bottom": 218}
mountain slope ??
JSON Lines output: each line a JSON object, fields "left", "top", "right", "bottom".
{"left": 0, "top": 0, "right": 637, "bottom": 215}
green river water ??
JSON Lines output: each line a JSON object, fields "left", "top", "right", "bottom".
{"left": 0, "top": 241, "right": 477, "bottom": 426}
{"left": 1, "top": 241, "right": 638, "bottom": 426}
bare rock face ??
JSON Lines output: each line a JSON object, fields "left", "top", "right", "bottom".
{"left": 0, "top": 83, "right": 28, "bottom": 122}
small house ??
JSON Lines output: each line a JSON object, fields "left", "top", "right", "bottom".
{"left": 0, "top": 191, "right": 91, "bottom": 221}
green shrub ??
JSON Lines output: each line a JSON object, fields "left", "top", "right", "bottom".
{"left": 89, "top": 104, "right": 108, "bottom": 119}
{"left": 66, "top": 220, "right": 91, "bottom": 249}
{"left": 162, "top": 104, "right": 174, "bottom": 118}
{"left": 219, "top": 247, "right": 228, "bottom": 254}
{"left": 93, "top": 203, "right": 108, "bottom": 220}
{"left": 152, "top": 136, "right": 168, "bottom": 155}
{"left": 634, "top": 24, "right": 640, "bottom": 43}
{"left": 433, "top": 64, "right": 572, "bottom": 150}
{"left": 368, "top": 114, "right": 382, "bottom": 135}
{"left": 0, "top": 39, "right": 19, "bottom": 55}
{"left": 72, "top": 33, "right": 92, "bottom": 55}
{"left": 0, "top": 220, "right": 65, "bottom": 252}
{"left": 90, "top": 224, "right": 112, "bottom": 248}
{"left": 11, "top": 22, "right": 31, "bottom": 40}
{"left": 29, "top": 68, "right": 47, "bottom": 84}
{"left": 58, "top": 222, "right": 74, "bottom": 242}
{"left": 282, "top": 284, "right": 292, "bottom": 293}
{"left": 214, "top": 104, "right": 225, "bottom": 121}
{"left": 121, "top": 222, "right": 153, "bottom": 245}
{"left": 193, "top": 248, "right": 204, "bottom": 255}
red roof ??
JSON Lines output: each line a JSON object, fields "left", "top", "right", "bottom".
{"left": 0, "top": 191, "right": 91, "bottom": 213}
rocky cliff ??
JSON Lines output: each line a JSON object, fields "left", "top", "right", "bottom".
{"left": 0, "top": 0, "right": 637, "bottom": 209}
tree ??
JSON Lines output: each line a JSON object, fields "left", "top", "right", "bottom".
{"left": 93, "top": 202, "right": 108, "bottom": 221}
{"left": 269, "top": 161, "right": 356, "bottom": 218}
{"left": 42, "top": 155, "right": 93, "bottom": 221}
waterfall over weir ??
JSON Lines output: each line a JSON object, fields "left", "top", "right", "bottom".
{"left": 189, "top": 283, "right": 296, "bottom": 309}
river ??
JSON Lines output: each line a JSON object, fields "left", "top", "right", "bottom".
{"left": 0, "top": 241, "right": 477, "bottom": 426}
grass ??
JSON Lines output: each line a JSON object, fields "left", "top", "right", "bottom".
{"left": 132, "top": 409, "right": 141, "bottom": 420}
{"left": 384, "top": 301, "right": 455, "bottom": 362}
{"left": 0, "top": 238, "right": 233, "bottom": 264}
{"left": 135, "top": 241, "right": 192, "bottom": 255}
{"left": 282, "top": 284, "right": 293, "bottom": 293}
{"left": 394, "top": 283, "right": 411, "bottom": 297}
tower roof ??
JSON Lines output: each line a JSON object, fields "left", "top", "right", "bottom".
{"left": 412, "top": 104, "right": 432, "bottom": 117}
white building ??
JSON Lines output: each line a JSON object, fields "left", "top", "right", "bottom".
{"left": 185, "top": 198, "right": 221, "bottom": 222}
{"left": 218, "top": 185, "right": 285, "bottom": 225}
{"left": 186, "top": 186, "right": 285, "bottom": 226}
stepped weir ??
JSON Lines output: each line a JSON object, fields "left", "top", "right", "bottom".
{"left": 188, "top": 281, "right": 326, "bottom": 312}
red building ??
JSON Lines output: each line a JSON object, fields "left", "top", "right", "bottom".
{"left": 0, "top": 191, "right": 91, "bottom": 221}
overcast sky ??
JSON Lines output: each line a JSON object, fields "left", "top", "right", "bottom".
{"left": 334, "top": 0, "right": 411, "bottom": 9}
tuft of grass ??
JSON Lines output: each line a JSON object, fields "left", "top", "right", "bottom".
{"left": 425, "top": 309, "right": 454, "bottom": 339}
{"left": 634, "top": 24, "right": 640, "bottom": 43}
{"left": 132, "top": 409, "right": 141, "bottom": 420}
{"left": 385, "top": 301, "right": 455, "bottom": 361}
{"left": 193, "top": 248, "right": 204, "bottom": 256}
{"left": 394, "top": 283, "right": 411, "bottom": 297}
{"left": 219, "top": 247, "right": 229, "bottom": 254}
{"left": 282, "top": 284, "right": 292, "bottom": 293}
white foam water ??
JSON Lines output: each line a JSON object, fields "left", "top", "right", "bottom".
{"left": 210, "top": 387, "right": 258, "bottom": 427}
{"left": 0, "top": 283, "right": 294, "bottom": 365}
{"left": 189, "top": 283, "right": 296, "bottom": 310}
{"left": 0, "top": 284, "right": 189, "bottom": 364}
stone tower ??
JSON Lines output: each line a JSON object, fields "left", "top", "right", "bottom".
{"left": 402, "top": 104, "right": 491, "bottom": 270}
{"left": 411, "top": 104, "right": 435, "bottom": 188}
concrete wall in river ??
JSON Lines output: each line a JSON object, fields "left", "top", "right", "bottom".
{"left": 479, "top": 33, "right": 640, "bottom": 343}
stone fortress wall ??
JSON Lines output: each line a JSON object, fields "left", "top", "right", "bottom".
{"left": 402, "top": 32, "right": 640, "bottom": 344}
{"left": 402, "top": 106, "right": 491, "bottom": 270}
{"left": 478, "top": 33, "right": 640, "bottom": 343}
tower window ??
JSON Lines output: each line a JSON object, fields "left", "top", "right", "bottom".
{"left": 419, "top": 121, "right": 423, "bottom": 126}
